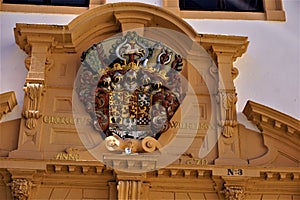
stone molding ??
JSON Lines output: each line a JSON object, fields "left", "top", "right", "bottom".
{"left": 2, "top": 0, "right": 285, "bottom": 21}
{"left": 243, "top": 100, "right": 300, "bottom": 136}
{"left": 1, "top": 0, "right": 106, "bottom": 14}
{"left": 0, "top": 91, "right": 17, "bottom": 120}
{"left": 162, "top": 0, "right": 286, "bottom": 21}
{"left": 243, "top": 100, "right": 300, "bottom": 166}
{"left": 1, "top": 158, "right": 299, "bottom": 199}
{"left": 1, "top": 158, "right": 299, "bottom": 178}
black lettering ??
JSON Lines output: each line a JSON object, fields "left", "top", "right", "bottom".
{"left": 227, "top": 169, "right": 234, "bottom": 175}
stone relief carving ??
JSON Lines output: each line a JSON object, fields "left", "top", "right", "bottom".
{"left": 220, "top": 90, "right": 238, "bottom": 138}
{"left": 77, "top": 31, "right": 185, "bottom": 153}
{"left": 22, "top": 83, "right": 43, "bottom": 129}
{"left": 105, "top": 135, "right": 161, "bottom": 153}
{"left": 221, "top": 185, "right": 245, "bottom": 200}
{"left": 24, "top": 56, "right": 31, "bottom": 71}
{"left": 9, "top": 178, "right": 32, "bottom": 200}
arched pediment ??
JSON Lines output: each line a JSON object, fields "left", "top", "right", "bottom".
{"left": 68, "top": 2, "right": 198, "bottom": 51}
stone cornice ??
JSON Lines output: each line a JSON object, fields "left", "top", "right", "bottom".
{"left": 0, "top": 91, "right": 17, "bottom": 120}
{"left": 243, "top": 100, "right": 300, "bottom": 136}
{"left": 14, "top": 24, "right": 74, "bottom": 54}
{"left": 198, "top": 34, "right": 249, "bottom": 63}
{"left": 1, "top": 158, "right": 299, "bottom": 179}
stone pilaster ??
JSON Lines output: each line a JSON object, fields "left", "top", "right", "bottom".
{"left": 9, "top": 36, "right": 54, "bottom": 159}
{"left": 211, "top": 44, "right": 247, "bottom": 166}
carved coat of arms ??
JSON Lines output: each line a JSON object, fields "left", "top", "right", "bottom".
{"left": 77, "top": 32, "right": 186, "bottom": 153}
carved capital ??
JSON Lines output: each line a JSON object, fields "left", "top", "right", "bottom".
{"left": 9, "top": 178, "right": 32, "bottom": 200}
{"left": 221, "top": 185, "right": 245, "bottom": 200}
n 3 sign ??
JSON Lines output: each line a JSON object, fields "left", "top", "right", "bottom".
{"left": 227, "top": 168, "right": 243, "bottom": 176}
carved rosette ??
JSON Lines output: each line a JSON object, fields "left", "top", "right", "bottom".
{"left": 222, "top": 185, "right": 245, "bottom": 200}
{"left": 22, "top": 83, "right": 44, "bottom": 129}
{"left": 220, "top": 90, "right": 238, "bottom": 138}
{"left": 10, "top": 178, "right": 32, "bottom": 200}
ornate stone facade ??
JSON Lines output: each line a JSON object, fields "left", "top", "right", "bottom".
{"left": 0, "top": 2, "right": 299, "bottom": 200}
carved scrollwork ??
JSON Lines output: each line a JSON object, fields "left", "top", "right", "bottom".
{"left": 221, "top": 185, "right": 245, "bottom": 200}
{"left": 105, "top": 135, "right": 161, "bottom": 153}
{"left": 231, "top": 67, "right": 239, "bottom": 80}
{"left": 141, "top": 136, "right": 162, "bottom": 152}
{"left": 24, "top": 56, "right": 31, "bottom": 71}
{"left": 9, "top": 178, "right": 32, "bottom": 200}
{"left": 22, "top": 83, "right": 43, "bottom": 129}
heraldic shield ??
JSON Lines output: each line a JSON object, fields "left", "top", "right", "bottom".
{"left": 77, "top": 32, "right": 186, "bottom": 153}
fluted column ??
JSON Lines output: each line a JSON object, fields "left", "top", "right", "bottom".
{"left": 117, "top": 180, "right": 142, "bottom": 200}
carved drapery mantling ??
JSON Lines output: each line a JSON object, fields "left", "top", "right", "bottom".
{"left": 219, "top": 90, "right": 238, "bottom": 138}
{"left": 9, "top": 178, "right": 33, "bottom": 200}
{"left": 22, "top": 83, "right": 43, "bottom": 129}
{"left": 222, "top": 185, "right": 245, "bottom": 200}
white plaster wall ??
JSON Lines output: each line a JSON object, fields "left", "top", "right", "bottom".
{"left": 0, "top": 0, "right": 299, "bottom": 122}
{"left": 0, "top": 12, "right": 77, "bottom": 122}
{"left": 186, "top": 0, "right": 300, "bottom": 120}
